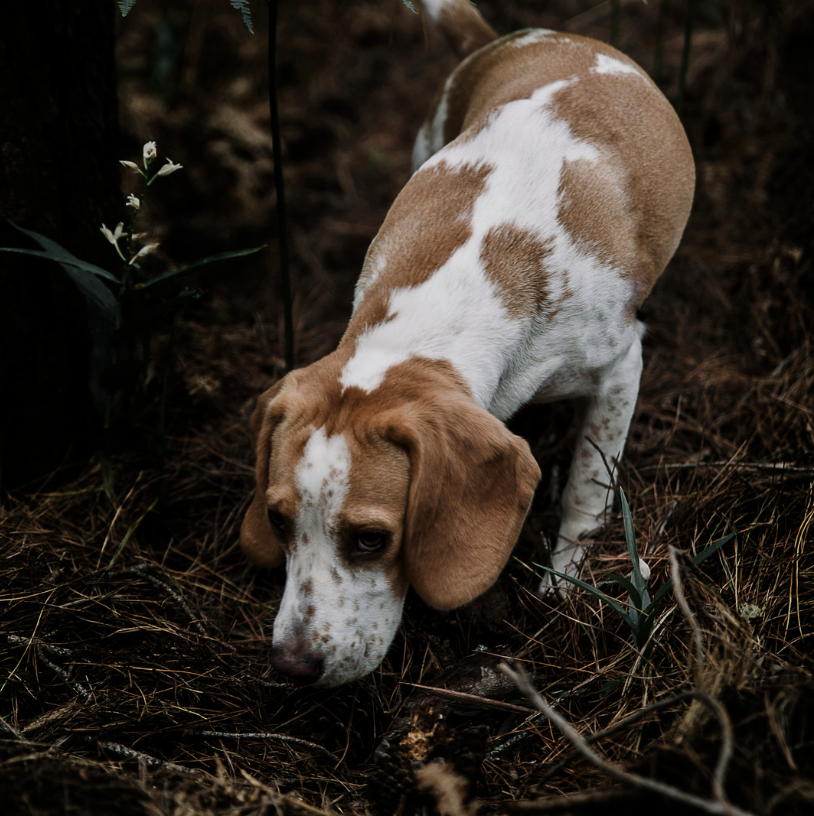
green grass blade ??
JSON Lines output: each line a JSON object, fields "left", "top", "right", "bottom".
{"left": 538, "top": 565, "right": 639, "bottom": 633}
{"left": 108, "top": 499, "right": 158, "bottom": 567}
{"left": 0, "top": 247, "right": 118, "bottom": 320}
{"left": 140, "top": 245, "right": 266, "bottom": 289}
{"left": 7, "top": 222, "right": 119, "bottom": 281}
{"left": 602, "top": 571, "right": 642, "bottom": 610}
{"left": 619, "top": 487, "right": 646, "bottom": 597}
{"left": 0, "top": 247, "right": 119, "bottom": 283}
{"left": 692, "top": 531, "right": 736, "bottom": 567}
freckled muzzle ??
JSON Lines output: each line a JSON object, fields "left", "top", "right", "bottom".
{"left": 270, "top": 569, "right": 408, "bottom": 688}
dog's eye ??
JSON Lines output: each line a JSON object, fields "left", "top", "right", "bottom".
{"left": 267, "top": 509, "right": 287, "bottom": 540}
{"left": 356, "top": 530, "right": 388, "bottom": 553}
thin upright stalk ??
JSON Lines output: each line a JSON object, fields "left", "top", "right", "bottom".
{"left": 267, "top": 0, "right": 294, "bottom": 372}
{"left": 610, "top": 0, "right": 621, "bottom": 48}
{"left": 677, "top": 0, "right": 697, "bottom": 118}
{"left": 653, "top": 0, "right": 672, "bottom": 85}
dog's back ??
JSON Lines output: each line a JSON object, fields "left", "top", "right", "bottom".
{"left": 415, "top": 5, "right": 694, "bottom": 303}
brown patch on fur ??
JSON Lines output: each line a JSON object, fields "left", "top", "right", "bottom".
{"left": 480, "top": 223, "right": 557, "bottom": 319}
{"left": 419, "top": 31, "right": 693, "bottom": 308}
{"left": 556, "top": 156, "right": 639, "bottom": 279}
{"left": 314, "top": 357, "right": 541, "bottom": 610}
{"left": 347, "top": 161, "right": 492, "bottom": 339}
{"left": 551, "top": 67, "right": 695, "bottom": 302}
{"left": 439, "top": 32, "right": 588, "bottom": 145}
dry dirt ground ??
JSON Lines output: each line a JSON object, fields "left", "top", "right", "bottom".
{"left": 1, "top": 1, "right": 813, "bottom": 814}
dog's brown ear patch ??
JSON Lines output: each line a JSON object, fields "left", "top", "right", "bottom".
{"left": 385, "top": 393, "right": 540, "bottom": 610}
{"left": 240, "top": 379, "right": 288, "bottom": 569}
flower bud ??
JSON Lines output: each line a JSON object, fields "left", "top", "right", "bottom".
{"left": 129, "top": 243, "right": 159, "bottom": 264}
{"left": 156, "top": 159, "right": 183, "bottom": 177}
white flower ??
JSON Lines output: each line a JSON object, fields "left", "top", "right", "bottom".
{"left": 634, "top": 557, "right": 651, "bottom": 583}
{"left": 129, "top": 243, "right": 159, "bottom": 264}
{"left": 120, "top": 160, "right": 141, "bottom": 173}
{"left": 126, "top": 194, "right": 140, "bottom": 210}
{"left": 100, "top": 222, "right": 125, "bottom": 245}
{"left": 143, "top": 141, "right": 157, "bottom": 162}
{"left": 156, "top": 158, "right": 183, "bottom": 177}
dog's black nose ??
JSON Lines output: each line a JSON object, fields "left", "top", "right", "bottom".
{"left": 270, "top": 643, "right": 324, "bottom": 684}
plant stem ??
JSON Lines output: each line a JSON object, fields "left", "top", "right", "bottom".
{"left": 610, "top": 0, "right": 621, "bottom": 48}
{"left": 653, "top": 0, "right": 671, "bottom": 85}
{"left": 677, "top": 0, "right": 697, "bottom": 118}
{"left": 267, "top": 0, "right": 294, "bottom": 372}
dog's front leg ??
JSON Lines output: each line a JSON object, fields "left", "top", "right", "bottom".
{"left": 541, "top": 335, "right": 644, "bottom": 593}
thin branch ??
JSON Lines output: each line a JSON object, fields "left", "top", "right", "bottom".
{"left": 637, "top": 460, "right": 814, "bottom": 476}
{"left": 93, "top": 738, "right": 202, "bottom": 776}
{"left": 668, "top": 546, "right": 706, "bottom": 687}
{"left": 266, "top": 0, "right": 294, "bottom": 372}
{"left": 8, "top": 635, "right": 90, "bottom": 699}
{"left": 499, "top": 663, "right": 753, "bottom": 816}
{"left": 401, "top": 682, "right": 538, "bottom": 716}
{"left": 193, "top": 729, "right": 336, "bottom": 760}
{"left": 668, "top": 546, "right": 735, "bottom": 805}
{"left": 535, "top": 689, "right": 714, "bottom": 786}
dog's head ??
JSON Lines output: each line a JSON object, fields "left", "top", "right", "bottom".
{"left": 240, "top": 357, "right": 540, "bottom": 687}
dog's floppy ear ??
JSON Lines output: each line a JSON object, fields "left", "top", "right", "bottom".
{"left": 385, "top": 394, "right": 540, "bottom": 610}
{"left": 240, "top": 378, "right": 288, "bottom": 568}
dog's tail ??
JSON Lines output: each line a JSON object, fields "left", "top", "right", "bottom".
{"left": 420, "top": 0, "right": 499, "bottom": 58}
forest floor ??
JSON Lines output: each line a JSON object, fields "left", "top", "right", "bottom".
{"left": 1, "top": 1, "right": 813, "bottom": 814}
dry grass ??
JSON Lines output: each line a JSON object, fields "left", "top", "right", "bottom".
{"left": 2, "top": 1, "right": 813, "bottom": 814}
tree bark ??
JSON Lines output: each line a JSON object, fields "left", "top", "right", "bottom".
{"left": 0, "top": 1, "right": 120, "bottom": 492}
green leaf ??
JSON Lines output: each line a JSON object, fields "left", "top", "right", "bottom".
{"left": 0, "top": 247, "right": 119, "bottom": 283}
{"left": 230, "top": 0, "right": 254, "bottom": 33}
{"left": 604, "top": 570, "right": 641, "bottom": 626}
{"left": 401, "top": 0, "right": 418, "bottom": 11}
{"left": 602, "top": 571, "right": 642, "bottom": 613}
{"left": 3, "top": 224, "right": 118, "bottom": 320}
{"left": 140, "top": 245, "right": 266, "bottom": 289}
{"left": 644, "top": 531, "right": 736, "bottom": 616}
{"left": 646, "top": 579, "right": 674, "bottom": 614}
{"left": 118, "top": 0, "right": 137, "bottom": 17}
{"left": 108, "top": 498, "right": 158, "bottom": 567}
{"left": 619, "top": 487, "right": 646, "bottom": 597}
{"left": 538, "top": 565, "right": 639, "bottom": 633}
{"left": 692, "top": 531, "right": 735, "bottom": 567}
{"left": 7, "top": 222, "right": 119, "bottom": 281}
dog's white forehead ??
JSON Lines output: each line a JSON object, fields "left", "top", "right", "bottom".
{"left": 294, "top": 425, "right": 351, "bottom": 532}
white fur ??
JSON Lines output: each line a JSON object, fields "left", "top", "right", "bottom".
{"left": 345, "top": 86, "right": 636, "bottom": 421}
{"left": 345, "top": 45, "right": 649, "bottom": 595}
{"left": 272, "top": 427, "right": 405, "bottom": 687}
{"left": 592, "top": 52, "right": 644, "bottom": 78}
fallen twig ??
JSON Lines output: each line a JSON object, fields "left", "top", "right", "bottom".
{"left": 8, "top": 635, "right": 90, "bottom": 700}
{"left": 92, "top": 738, "right": 202, "bottom": 776}
{"left": 192, "top": 729, "right": 337, "bottom": 760}
{"left": 401, "top": 682, "right": 538, "bottom": 716}
{"left": 499, "top": 663, "right": 753, "bottom": 816}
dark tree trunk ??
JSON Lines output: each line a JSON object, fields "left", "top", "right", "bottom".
{"left": 0, "top": 1, "right": 120, "bottom": 492}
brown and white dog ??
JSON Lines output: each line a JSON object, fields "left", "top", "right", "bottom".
{"left": 241, "top": 0, "right": 694, "bottom": 687}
